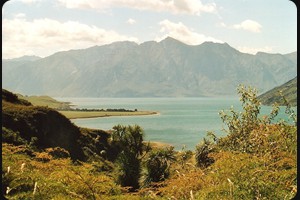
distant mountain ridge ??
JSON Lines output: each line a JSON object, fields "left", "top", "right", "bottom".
{"left": 2, "top": 37, "right": 297, "bottom": 97}
{"left": 3, "top": 55, "right": 41, "bottom": 62}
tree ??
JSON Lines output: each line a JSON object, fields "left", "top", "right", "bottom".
{"left": 140, "top": 147, "right": 175, "bottom": 187}
{"left": 218, "top": 85, "right": 267, "bottom": 152}
{"left": 111, "top": 125, "right": 144, "bottom": 190}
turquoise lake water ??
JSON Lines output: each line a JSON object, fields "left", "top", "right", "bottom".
{"left": 55, "top": 97, "right": 294, "bottom": 150}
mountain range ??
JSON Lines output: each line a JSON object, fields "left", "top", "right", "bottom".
{"left": 2, "top": 37, "right": 297, "bottom": 97}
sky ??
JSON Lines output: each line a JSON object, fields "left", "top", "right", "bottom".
{"left": 2, "top": 0, "right": 297, "bottom": 59}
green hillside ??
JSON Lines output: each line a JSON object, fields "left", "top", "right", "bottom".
{"left": 258, "top": 77, "right": 297, "bottom": 106}
{"left": 17, "top": 94, "right": 72, "bottom": 109}
{"left": 2, "top": 89, "right": 111, "bottom": 161}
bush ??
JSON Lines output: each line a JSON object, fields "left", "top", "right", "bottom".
{"left": 140, "top": 147, "right": 175, "bottom": 187}
{"left": 177, "top": 145, "right": 193, "bottom": 168}
{"left": 115, "top": 151, "right": 141, "bottom": 190}
{"left": 217, "top": 85, "right": 263, "bottom": 152}
{"left": 195, "top": 151, "right": 297, "bottom": 200}
{"left": 111, "top": 125, "right": 145, "bottom": 190}
{"left": 195, "top": 138, "right": 215, "bottom": 168}
{"left": 46, "top": 147, "right": 70, "bottom": 159}
{"left": 2, "top": 127, "right": 27, "bottom": 145}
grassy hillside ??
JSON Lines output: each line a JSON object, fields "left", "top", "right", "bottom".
{"left": 258, "top": 76, "right": 297, "bottom": 106}
{"left": 17, "top": 94, "right": 72, "bottom": 109}
{"left": 2, "top": 89, "right": 32, "bottom": 106}
{"left": 2, "top": 88, "right": 297, "bottom": 199}
{"left": 2, "top": 89, "right": 111, "bottom": 161}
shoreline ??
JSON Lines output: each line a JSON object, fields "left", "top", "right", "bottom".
{"left": 59, "top": 110, "right": 160, "bottom": 119}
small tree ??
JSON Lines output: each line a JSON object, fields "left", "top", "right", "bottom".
{"left": 218, "top": 85, "right": 267, "bottom": 152}
{"left": 111, "top": 124, "right": 144, "bottom": 157}
{"left": 140, "top": 147, "right": 175, "bottom": 187}
{"left": 111, "top": 125, "right": 144, "bottom": 190}
{"left": 216, "top": 84, "right": 293, "bottom": 153}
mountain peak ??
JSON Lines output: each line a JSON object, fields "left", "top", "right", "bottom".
{"left": 201, "top": 41, "right": 229, "bottom": 47}
{"left": 160, "top": 37, "right": 185, "bottom": 45}
{"left": 199, "top": 41, "right": 239, "bottom": 54}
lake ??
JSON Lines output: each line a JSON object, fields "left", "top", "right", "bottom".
{"left": 55, "top": 97, "right": 293, "bottom": 150}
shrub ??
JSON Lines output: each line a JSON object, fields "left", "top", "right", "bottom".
{"left": 46, "top": 147, "right": 70, "bottom": 159}
{"left": 115, "top": 151, "right": 141, "bottom": 190}
{"left": 195, "top": 151, "right": 297, "bottom": 200}
{"left": 111, "top": 124, "right": 144, "bottom": 157}
{"left": 140, "top": 147, "right": 175, "bottom": 187}
{"left": 158, "top": 169, "right": 205, "bottom": 199}
{"left": 195, "top": 138, "right": 215, "bottom": 168}
{"left": 34, "top": 152, "right": 52, "bottom": 162}
{"left": 177, "top": 145, "right": 193, "bottom": 168}
{"left": 2, "top": 143, "right": 123, "bottom": 199}
{"left": 111, "top": 125, "right": 145, "bottom": 190}
{"left": 2, "top": 127, "right": 27, "bottom": 145}
{"left": 218, "top": 85, "right": 263, "bottom": 152}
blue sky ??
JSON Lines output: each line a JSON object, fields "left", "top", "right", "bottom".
{"left": 2, "top": 0, "right": 297, "bottom": 59}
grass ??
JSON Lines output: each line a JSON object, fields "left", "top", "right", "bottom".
{"left": 58, "top": 110, "right": 158, "bottom": 119}
{"left": 17, "top": 94, "right": 71, "bottom": 109}
{"left": 1, "top": 143, "right": 125, "bottom": 199}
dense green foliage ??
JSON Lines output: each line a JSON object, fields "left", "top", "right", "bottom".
{"left": 2, "top": 87, "right": 297, "bottom": 199}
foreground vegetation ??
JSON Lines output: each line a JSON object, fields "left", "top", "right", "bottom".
{"left": 2, "top": 86, "right": 297, "bottom": 199}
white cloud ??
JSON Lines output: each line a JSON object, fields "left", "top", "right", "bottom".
{"left": 126, "top": 18, "right": 136, "bottom": 25}
{"left": 57, "top": 0, "right": 216, "bottom": 15}
{"left": 237, "top": 46, "right": 273, "bottom": 54}
{"left": 157, "top": 19, "right": 223, "bottom": 45}
{"left": 15, "top": 13, "right": 26, "bottom": 18}
{"left": 2, "top": 17, "right": 139, "bottom": 59}
{"left": 20, "top": 0, "right": 42, "bottom": 4}
{"left": 232, "top": 20, "right": 262, "bottom": 33}
{"left": 56, "top": 0, "right": 93, "bottom": 9}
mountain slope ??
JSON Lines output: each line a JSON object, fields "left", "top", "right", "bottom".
{"left": 258, "top": 77, "right": 297, "bottom": 106}
{"left": 2, "top": 37, "right": 297, "bottom": 97}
